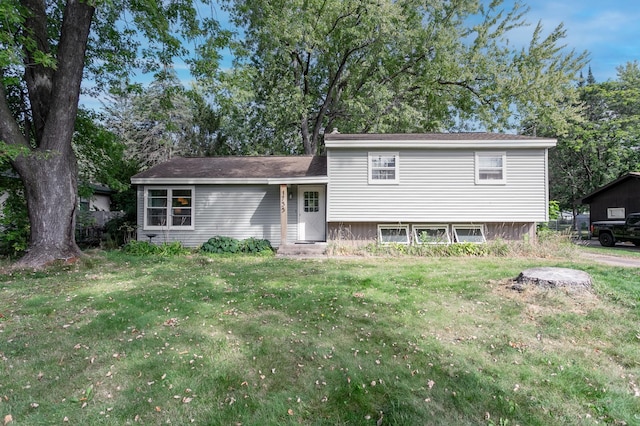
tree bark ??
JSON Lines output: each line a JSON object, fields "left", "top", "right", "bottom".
{"left": 13, "top": 150, "right": 82, "bottom": 267}
{"left": 1, "top": 0, "right": 95, "bottom": 269}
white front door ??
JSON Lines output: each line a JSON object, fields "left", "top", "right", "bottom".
{"left": 298, "top": 185, "right": 326, "bottom": 241}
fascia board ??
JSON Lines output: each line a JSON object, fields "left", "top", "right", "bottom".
{"left": 131, "top": 177, "right": 329, "bottom": 185}
{"left": 324, "top": 140, "right": 557, "bottom": 149}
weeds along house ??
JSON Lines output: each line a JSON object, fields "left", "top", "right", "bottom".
{"left": 130, "top": 132, "right": 556, "bottom": 248}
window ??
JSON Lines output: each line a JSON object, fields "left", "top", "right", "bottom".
{"left": 304, "top": 191, "right": 319, "bottom": 212}
{"left": 475, "top": 152, "right": 506, "bottom": 184}
{"left": 452, "top": 225, "right": 486, "bottom": 243}
{"left": 378, "top": 224, "right": 410, "bottom": 244}
{"left": 413, "top": 225, "right": 451, "bottom": 244}
{"left": 628, "top": 215, "right": 640, "bottom": 226}
{"left": 607, "top": 207, "right": 625, "bottom": 219}
{"left": 144, "top": 187, "right": 194, "bottom": 230}
{"left": 369, "top": 152, "right": 399, "bottom": 184}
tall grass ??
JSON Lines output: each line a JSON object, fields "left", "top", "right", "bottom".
{"left": 327, "top": 230, "right": 577, "bottom": 259}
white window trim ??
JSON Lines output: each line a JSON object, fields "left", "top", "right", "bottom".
{"left": 452, "top": 224, "right": 486, "bottom": 243}
{"left": 378, "top": 224, "right": 410, "bottom": 244}
{"left": 412, "top": 224, "right": 451, "bottom": 245}
{"left": 475, "top": 152, "right": 506, "bottom": 185}
{"left": 143, "top": 186, "right": 195, "bottom": 231}
{"left": 368, "top": 152, "right": 399, "bottom": 184}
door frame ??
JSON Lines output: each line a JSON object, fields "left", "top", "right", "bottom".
{"left": 297, "top": 185, "right": 326, "bottom": 241}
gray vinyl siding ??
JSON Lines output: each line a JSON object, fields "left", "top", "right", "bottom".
{"left": 136, "top": 185, "right": 299, "bottom": 247}
{"left": 327, "top": 148, "right": 548, "bottom": 223}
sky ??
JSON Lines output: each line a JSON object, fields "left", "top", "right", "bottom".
{"left": 505, "top": 0, "right": 640, "bottom": 81}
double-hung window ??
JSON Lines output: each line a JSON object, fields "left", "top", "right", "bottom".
{"left": 369, "top": 152, "right": 399, "bottom": 184}
{"left": 144, "top": 187, "right": 194, "bottom": 230}
{"left": 475, "top": 152, "right": 506, "bottom": 184}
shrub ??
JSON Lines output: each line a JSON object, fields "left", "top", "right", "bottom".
{"left": 0, "top": 185, "right": 29, "bottom": 258}
{"left": 200, "top": 236, "right": 274, "bottom": 255}
{"left": 446, "top": 242, "right": 489, "bottom": 256}
{"left": 241, "top": 237, "right": 273, "bottom": 254}
{"left": 103, "top": 214, "right": 137, "bottom": 249}
{"left": 122, "top": 240, "right": 188, "bottom": 256}
{"left": 201, "top": 236, "right": 242, "bottom": 254}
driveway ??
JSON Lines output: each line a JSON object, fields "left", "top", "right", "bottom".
{"left": 576, "top": 239, "right": 640, "bottom": 268}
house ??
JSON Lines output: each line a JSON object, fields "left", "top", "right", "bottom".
{"left": 80, "top": 184, "right": 114, "bottom": 213}
{"left": 130, "top": 156, "right": 328, "bottom": 246}
{"left": 78, "top": 183, "right": 123, "bottom": 229}
{"left": 130, "top": 132, "right": 556, "bottom": 248}
{"left": 581, "top": 172, "right": 640, "bottom": 222}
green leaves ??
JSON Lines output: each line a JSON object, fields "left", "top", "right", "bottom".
{"left": 0, "top": 0, "right": 26, "bottom": 68}
{"left": 217, "top": 0, "right": 587, "bottom": 154}
{"left": 200, "top": 236, "right": 274, "bottom": 254}
{"left": 122, "top": 241, "right": 190, "bottom": 256}
{"left": 548, "top": 61, "right": 640, "bottom": 213}
{"left": 85, "top": 0, "right": 230, "bottom": 93}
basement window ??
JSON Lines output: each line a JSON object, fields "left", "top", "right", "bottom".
{"left": 413, "top": 225, "right": 451, "bottom": 244}
{"left": 452, "top": 225, "right": 486, "bottom": 243}
{"left": 378, "top": 224, "right": 410, "bottom": 244}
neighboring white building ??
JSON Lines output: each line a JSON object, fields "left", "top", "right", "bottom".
{"left": 80, "top": 184, "right": 113, "bottom": 212}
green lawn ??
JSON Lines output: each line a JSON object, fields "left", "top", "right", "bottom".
{"left": 0, "top": 250, "right": 639, "bottom": 425}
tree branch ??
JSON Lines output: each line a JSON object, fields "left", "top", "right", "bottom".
{"left": 42, "top": 0, "right": 95, "bottom": 152}
{"left": 20, "top": 0, "right": 55, "bottom": 144}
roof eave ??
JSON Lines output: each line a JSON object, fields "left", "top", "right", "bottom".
{"left": 324, "top": 140, "right": 557, "bottom": 149}
{"left": 581, "top": 172, "right": 640, "bottom": 203}
{"left": 131, "top": 176, "right": 329, "bottom": 185}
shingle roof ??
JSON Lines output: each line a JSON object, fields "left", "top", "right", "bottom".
{"left": 131, "top": 156, "right": 327, "bottom": 182}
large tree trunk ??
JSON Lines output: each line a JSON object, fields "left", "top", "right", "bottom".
{"left": 0, "top": 0, "right": 95, "bottom": 269}
{"left": 13, "top": 149, "right": 82, "bottom": 267}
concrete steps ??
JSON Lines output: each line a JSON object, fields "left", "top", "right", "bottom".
{"left": 276, "top": 242, "right": 328, "bottom": 257}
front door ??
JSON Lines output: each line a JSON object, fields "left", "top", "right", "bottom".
{"left": 298, "top": 185, "right": 326, "bottom": 241}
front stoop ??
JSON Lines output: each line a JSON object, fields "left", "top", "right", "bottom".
{"left": 276, "top": 242, "right": 328, "bottom": 257}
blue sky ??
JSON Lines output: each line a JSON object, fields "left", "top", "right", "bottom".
{"left": 506, "top": 0, "right": 640, "bottom": 81}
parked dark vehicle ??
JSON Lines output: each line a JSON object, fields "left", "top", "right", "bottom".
{"left": 590, "top": 213, "right": 640, "bottom": 247}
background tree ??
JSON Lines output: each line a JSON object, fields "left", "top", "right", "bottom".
{"left": 214, "top": 0, "right": 587, "bottom": 154}
{"left": 0, "top": 0, "right": 225, "bottom": 268}
{"left": 104, "top": 76, "right": 231, "bottom": 169}
{"left": 125, "top": 70, "right": 195, "bottom": 169}
{"left": 546, "top": 61, "right": 640, "bottom": 216}
{"left": 74, "top": 109, "right": 134, "bottom": 195}
{"left": 183, "top": 88, "right": 231, "bottom": 156}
